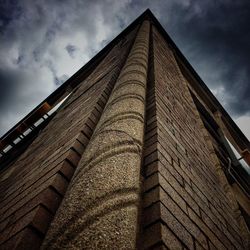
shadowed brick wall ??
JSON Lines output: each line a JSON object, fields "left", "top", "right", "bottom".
{"left": 0, "top": 24, "right": 138, "bottom": 249}
{"left": 0, "top": 12, "right": 248, "bottom": 250}
{"left": 141, "top": 26, "right": 247, "bottom": 249}
{"left": 42, "top": 20, "right": 150, "bottom": 250}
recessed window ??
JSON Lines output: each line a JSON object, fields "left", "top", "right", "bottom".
{"left": 188, "top": 88, "right": 250, "bottom": 196}
{"left": 225, "top": 137, "right": 250, "bottom": 174}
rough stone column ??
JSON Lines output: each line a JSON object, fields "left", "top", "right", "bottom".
{"left": 42, "top": 20, "right": 150, "bottom": 249}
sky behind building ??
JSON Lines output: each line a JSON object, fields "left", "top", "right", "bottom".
{"left": 0, "top": 0, "right": 250, "bottom": 139}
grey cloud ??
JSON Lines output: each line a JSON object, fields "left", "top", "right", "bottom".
{"left": 0, "top": 0, "right": 249, "bottom": 137}
{"left": 65, "top": 44, "right": 78, "bottom": 58}
{"left": 128, "top": 0, "right": 250, "bottom": 117}
{"left": 161, "top": 0, "right": 250, "bottom": 117}
{"left": 0, "top": 67, "right": 54, "bottom": 134}
{"left": 0, "top": 0, "right": 132, "bottom": 136}
{"left": 54, "top": 74, "right": 69, "bottom": 86}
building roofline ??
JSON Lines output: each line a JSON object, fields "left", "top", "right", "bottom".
{"left": 0, "top": 9, "right": 148, "bottom": 145}
{"left": 145, "top": 9, "right": 250, "bottom": 150}
{"left": 1, "top": 8, "right": 249, "bottom": 151}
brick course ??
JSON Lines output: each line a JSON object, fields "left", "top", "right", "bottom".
{"left": 0, "top": 11, "right": 248, "bottom": 249}
{"left": 0, "top": 23, "right": 139, "bottom": 249}
{"left": 140, "top": 25, "right": 247, "bottom": 249}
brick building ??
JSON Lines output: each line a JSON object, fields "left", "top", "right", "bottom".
{"left": 0, "top": 9, "right": 249, "bottom": 249}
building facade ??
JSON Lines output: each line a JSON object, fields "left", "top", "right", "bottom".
{"left": 0, "top": 10, "right": 249, "bottom": 249}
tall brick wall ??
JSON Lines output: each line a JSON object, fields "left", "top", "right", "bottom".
{"left": 0, "top": 12, "right": 248, "bottom": 250}
{"left": 141, "top": 26, "right": 246, "bottom": 249}
{"left": 42, "top": 20, "right": 150, "bottom": 250}
{"left": 0, "top": 24, "right": 138, "bottom": 249}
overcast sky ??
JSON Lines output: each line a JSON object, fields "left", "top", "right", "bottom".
{"left": 0, "top": 0, "right": 250, "bottom": 140}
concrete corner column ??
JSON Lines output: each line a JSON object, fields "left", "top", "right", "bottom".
{"left": 42, "top": 20, "right": 150, "bottom": 249}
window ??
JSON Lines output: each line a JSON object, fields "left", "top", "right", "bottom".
{"left": 189, "top": 90, "right": 250, "bottom": 197}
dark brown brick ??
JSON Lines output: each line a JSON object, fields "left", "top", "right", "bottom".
{"left": 1, "top": 188, "right": 62, "bottom": 232}
{"left": 160, "top": 203, "right": 194, "bottom": 250}
{"left": 0, "top": 205, "right": 51, "bottom": 244}
{"left": 144, "top": 172, "right": 159, "bottom": 192}
{"left": 143, "top": 222, "right": 162, "bottom": 249}
{"left": 1, "top": 14, "right": 247, "bottom": 250}
{"left": 0, "top": 173, "right": 68, "bottom": 222}
{"left": 187, "top": 206, "right": 226, "bottom": 249}
{"left": 0, "top": 227, "right": 42, "bottom": 250}
{"left": 66, "top": 149, "right": 81, "bottom": 167}
{"left": 31, "top": 206, "right": 53, "bottom": 234}
{"left": 144, "top": 150, "right": 159, "bottom": 167}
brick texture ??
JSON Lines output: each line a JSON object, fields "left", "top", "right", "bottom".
{"left": 0, "top": 23, "right": 139, "bottom": 249}
{"left": 140, "top": 26, "right": 246, "bottom": 249}
{"left": 0, "top": 11, "right": 248, "bottom": 250}
{"left": 42, "top": 20, "right": 150, "bottom": 250}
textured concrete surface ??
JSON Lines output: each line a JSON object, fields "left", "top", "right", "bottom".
{"left": 42, "top": 21, "right": 150, "bottom": 249}
{"left": 0, "top": 21, "right": 138, "bottom": 250}
{"left": 1, "top": 12, "right": 249, "bottom": 250}
{"left": 140, "top": 25, "right": 248, "bottom": 249}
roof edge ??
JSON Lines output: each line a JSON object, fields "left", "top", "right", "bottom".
{"left": 1, "top": 8, "right": 249, "bottom": 149}
{"left": 0, "top": 9, "right": 150, "bottom": 141}
{"left": 146, "top": 9, "right": 250, "bottom": 149}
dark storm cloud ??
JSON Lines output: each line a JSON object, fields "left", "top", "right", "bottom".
{"left": 0, "top": 69, "right": 21, "bottom": 108}
{"left": 164, "top": 0, "right": 250, "bottom": 117}
{"left": 54, "top": 75, "right": 69, "bottom": 86}
{"left": 128, "top": 0, "right": 250, "bottom": 117}
{"left": 0, "top": 0, "right": 249, "bottom": 137}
